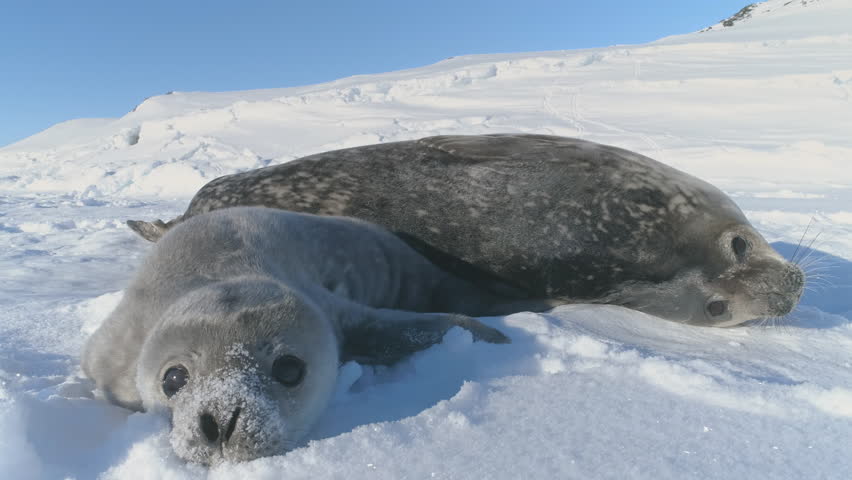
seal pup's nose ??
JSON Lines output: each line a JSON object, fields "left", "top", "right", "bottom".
{"left": 199, "top": 408, "right": 242, "bottom": 444}
{"left": 224, "top": 407, "right": 241, "bottom": 442}
{"left": 200, "top": 412, "right": 219, "bottom": 443}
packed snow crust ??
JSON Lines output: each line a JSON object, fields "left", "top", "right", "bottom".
{"left": 1, "top": 0, "right": 851, "bottom": 478}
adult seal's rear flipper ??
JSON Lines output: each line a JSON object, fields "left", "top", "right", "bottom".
{"left": 126, "top": 217, "right": 180, "bottom": 242}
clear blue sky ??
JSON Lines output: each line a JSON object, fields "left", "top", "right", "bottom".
{"left": 0, "top": 0, "right": 748, "bottom": 148}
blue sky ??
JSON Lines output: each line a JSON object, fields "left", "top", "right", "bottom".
{"left": 0, "top": 1, "right": 748, "bottom": 147}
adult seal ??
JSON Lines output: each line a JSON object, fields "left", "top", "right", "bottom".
{"left": 128, "top": 134, "right": 805, "bottom": 326}
{"left": 84, "top": 207, "right": 511, "bottom": 464}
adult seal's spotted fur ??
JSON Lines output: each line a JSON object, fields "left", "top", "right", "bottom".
{"left": 128, "top": 134, "right": 805, "bottom": 326}
{"left": 85, "top": 207, "right": 513, "bottom": 464}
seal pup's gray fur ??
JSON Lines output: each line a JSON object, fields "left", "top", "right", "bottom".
{"left": 84, "top": 207, "right": 512, "bottom": 464}
{"left": 128, "top": 134, "right": 805, "bottom": 326}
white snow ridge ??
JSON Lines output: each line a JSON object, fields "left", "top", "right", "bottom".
{"left": 1, "top": 0, "right": 851, "bottom": 478}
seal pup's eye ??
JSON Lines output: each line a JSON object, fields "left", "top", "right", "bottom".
{"left": 272, "top": 355, "right": 306, "bottom": 387}
{"left": 731, "top": 236, "right": 748, "bottom": 257}
{"left": 707, "top": 300, "right": 728, "bottom": 317}
{"left": 163, "top": 366, "right": 189, "bottom": 398}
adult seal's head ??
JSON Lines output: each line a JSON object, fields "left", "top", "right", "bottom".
{"left": 598, "top": 210, "right": 805, "bottom": 327}
{"left": 126, "top": 134, "right": 805, "bottom": 327}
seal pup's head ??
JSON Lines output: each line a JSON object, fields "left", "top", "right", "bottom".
{"left": 136, "top": 278, "right": 339, "bottom": 464}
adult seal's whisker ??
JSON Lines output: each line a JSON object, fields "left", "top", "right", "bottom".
{"left": 790, "top": 216, "right": 816, "bottom": 264}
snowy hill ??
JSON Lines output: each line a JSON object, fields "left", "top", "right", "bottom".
{"left": 1, "top": 0, "right": 851, "bottom": 478}
{"left": 701, "top": 0, "right": 831, "bottom": 31}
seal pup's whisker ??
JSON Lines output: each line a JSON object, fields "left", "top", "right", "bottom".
{"left": 753, "top": 316, "right": 769, "bottom": 328}
{"left": 767, "top": 316, "right": 779, "bottom": 329}
{"left": 755, "top": 313, "right": 790, "bottom": 330}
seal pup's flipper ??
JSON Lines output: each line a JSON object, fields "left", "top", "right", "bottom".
{"left": 126, "top": 218, "right": 179, "bottom": 242}
{"left": 341, "top": 309, "right": 509, "bottom": 366}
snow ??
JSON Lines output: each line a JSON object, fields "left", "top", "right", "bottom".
{"left": 1, "top": 0, "right": 851, "bottom": 478}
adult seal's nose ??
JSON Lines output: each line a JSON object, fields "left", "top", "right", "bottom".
{"left": 787, "top": 265, "right": 805, "bottom": 297}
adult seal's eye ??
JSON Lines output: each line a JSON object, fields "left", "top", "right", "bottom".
{"left": 272, "top": 355, "right": 306, "bottom": 387}
{"left": 731, "top": 236, "right": 748, "bottom": 257}
{"left": 162, "top": 366, "right": 189, "bottom": 398}
{"left": 707, "top": 300, "right": 728, "bottom": 317}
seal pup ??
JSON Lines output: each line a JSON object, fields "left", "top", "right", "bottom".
{"left": 84, "top": 207, "right": 512, "bottom": 464}
{"left": 128, "top": 134, "right": 805, "bottom": 326}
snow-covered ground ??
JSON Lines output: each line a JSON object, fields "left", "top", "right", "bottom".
{"left": 2, "top": 0, "right": 851, "bottom": 478}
